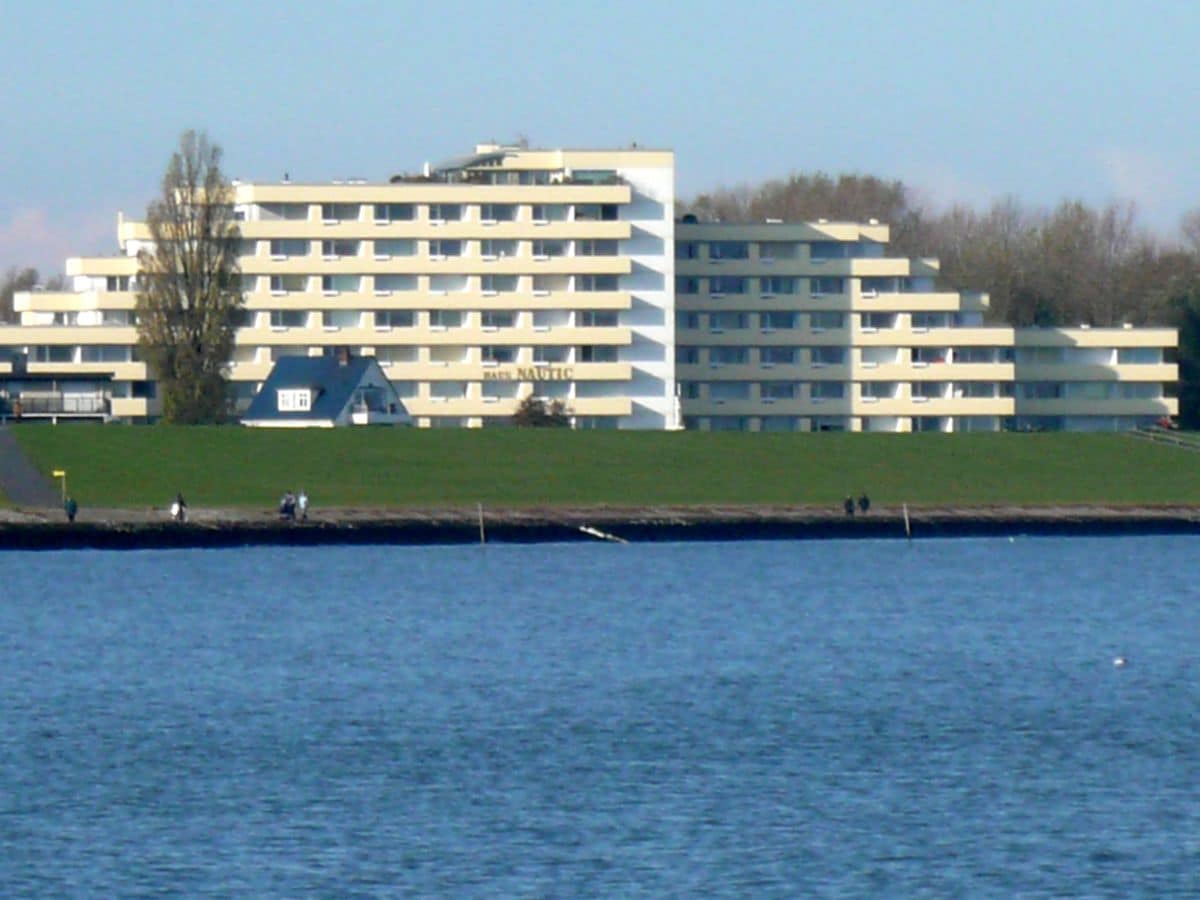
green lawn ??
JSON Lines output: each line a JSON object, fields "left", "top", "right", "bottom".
{"left": 9, "top": 424, "right": 1200, "bottom": 509}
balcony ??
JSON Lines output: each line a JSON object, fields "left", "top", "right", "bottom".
{"left": 1, "top": 392, "right": 110, "bottom": 420}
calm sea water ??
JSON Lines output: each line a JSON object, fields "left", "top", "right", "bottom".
{"left": 1, "top": 536, "right": 1198, "bottom": 897}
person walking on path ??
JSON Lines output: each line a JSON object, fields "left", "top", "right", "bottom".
{"left": 298, "top": 489, "right": 309, "bottom": 522}
{"left": 858, "top": 493, "right": 871, "bottom": 515}
{"left": 843, "top": 496, "right": 855, "bottom": 517}
{"left": 64, "top": 496, "right": 78, "bottom": 523}
{"left": 171, "top": 492, "right": 188, "bottom": 523}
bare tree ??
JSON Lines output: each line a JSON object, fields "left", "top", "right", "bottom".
{"left": 0, "top": 267, "right": 40, "bottom": 323}
{"left": 136, "top": 131, "right": 242, "bottom": 423}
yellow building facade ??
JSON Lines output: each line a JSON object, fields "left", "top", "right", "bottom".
{"left": 0, "top": 145, "right": 1178, "bottom": 431}
{"left": 675, "top": 220, "right": 1177, "bottom": 432}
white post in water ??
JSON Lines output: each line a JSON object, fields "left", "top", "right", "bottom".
{"left": 903, "top": 503, "right": 911, "bottom": 540}
{"left": 477, "top": 502, "right": 486, "bottom": 545}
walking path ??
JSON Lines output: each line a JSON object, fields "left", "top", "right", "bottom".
{"left": 0, "top": 426, "right": 61, "bottom": 508}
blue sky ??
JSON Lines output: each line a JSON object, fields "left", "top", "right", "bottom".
{"left": 2, "top": 0, "right": 1198, "bottom": 274}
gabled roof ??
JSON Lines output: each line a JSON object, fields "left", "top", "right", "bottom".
{"left": 242, "top": 355, "right": 382, "bottom": 423}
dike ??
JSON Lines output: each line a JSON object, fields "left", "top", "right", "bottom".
{"left": 3, "top": 505, "right": 1200, "bottom": 550}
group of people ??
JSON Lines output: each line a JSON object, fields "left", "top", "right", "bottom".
{"left": 279, "top": 489, "right": 309, "bottom": 522}
{"left": 843, "top": 493, "right": 870, "bottom": 516}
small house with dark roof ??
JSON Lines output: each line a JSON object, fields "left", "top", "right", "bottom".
{"left": 241, "top": 351, "right": 411, "bottom": 428}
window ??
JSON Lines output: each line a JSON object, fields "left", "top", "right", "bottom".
{"left": 269, "top": 274, "right": 308, "bottom": 293}
{"left": 532, "top": 239, "right": 567, "bottom": 258}
{"left": 709, "top": 241, "right": 749, "bottom": 261}
{"left": 576, "top": 274, "right": 619, "bottom": 292}
{"left": 321, "top": 239, "right": 360, "bottom": 258}
{"left": 269, "top": 310, "right": 307, "bottom": 329}
{"left": 676, "top": 276, "right": 701, "bottom": 295}
{"left": 761, "top": 312, "right": 798, "bottom": 330}
{"left": 758, "top": 241, "right": 798, "bottom": 261}
{"left": 760, "top": 276, "right": 797, "bottom": 295}
{"left": 429, "top": 203, "right": 463, "bottom": 222}
{"left": 1118, "top": 348, "right": 1162, "bottom": 364}
{"left": 576, "top": 239, "right": 619, "bottom": 257}
{"left": 534, "top": 345, "right": 570, "bottom": 363}
{"left": 709, "top": 276, "right": 746, "bottom": 295}
{"left": 811, "top": 382, "right": 846, "bottom": 399}
{"left": 760, "top": 381, "right": 796, "bottom": 400}
{"left": 481, "top": 239, "right": 517, "bottom": 258}
{"left": 578, "top": 310, "right": 618, "bottom": 327}
{"left": 710, "top": 346, "right": 748, "bottom": 366}
{"left": 710, "top": 382, "right": 750, "bottom": 401}
{"left": 374, "top": 203, "right": 415, "bottom": 223}
{"left": 573, "top": 203, "right": 619, "bottom": 221}
{"left": 33, "top": 345, "right": 74, "bottom": 363}
{"left": 677, "top": 312, "right": 700, "bottom": 329}
{"left": 709, "top": 312, "right": 747, "bottom": 330}
{"left": 321, "top": 203, "right": 360, "bottom": 222}
{"left": 810, "top": 312, "right": 845, "bottom": 330}
{"left": 277, "top": 389, "right": 312, "bottom": 412}
{"left": 861, "top": 312, "right": 897, "bottom": 330}
{"left": 676, "top": 347, "right": 700, "bottom": 364}
{"left": 267, "top": 238, "right": 306, "bottom": 259}
{"left": 531, "top": 203, "right": 569, "bottom": 222}
{"left": 374, "top": 310, "right": 414, "bottom": 329}
{"left": 429, "top": 239, "right": 463, "bottom": 258}
{"left": 374, "top": 274, "right": 417, "bottom": 292}
{"left": 80, "top": 345, "right": 131, "bottom": 363}
{"left": 912, "top": 347, "right": 949, "bottom": 365}
{"left": 374, "top": 238, "right": 416, "bottom": 257}
{"left": 675, "top": 241, "right": 700, "bottom": 260}
{"left": 105, "top": 276, "right": 132, "bottom": 291}
{"left": 259, "top": 203, "right": 309, "bottom": 221}
{"left": 481, "top": 311, "right": 515, "bottom": 329}
{"left": 325, "top": 309, "right": 362, "bottom": 329}
{"left": 428, "top": 310, "right": 463, "bottom": 329}
{"left": 321, "top": 274, "right": 361, "bottom": 293}
{"left": 1020, "top": 382, "right": 1064, "bottom": 399}
{"left": 911, "top": 312, "right": 951, "bottom": 329}
{"left": 577, "top": 345, "right": 619, "bottom": 363}
{"left": 482, "top": 345, "right": 517, "bottom": 364}
{"left": 481, "top": 274, "right": 518, "bottom": 293}
{"left": 861, "top": 381, "right": 898, "bottom": 399}
{"left": 811, "top": 347, "right": 846, "bottom": 366}
{"left": 913, "top": 381, "right": 949, "bottom": 399}
{"left": 810, "top": 277, "right": 845, "bottom": 296}
{"left": 480, "top": 203, "right": 517, "bottom": 222}
{"left": 760, "top": 347, "right": 797, "bottom": 366}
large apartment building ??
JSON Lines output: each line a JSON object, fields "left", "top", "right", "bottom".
{"left": 675, "top": 220, "right": 1177, "bottom": 432}
{"left": 1, "top": 143, "right": 676, "bottom": 428}
{"left": 0, "top": 142, "right": 1178, "bottom": 431}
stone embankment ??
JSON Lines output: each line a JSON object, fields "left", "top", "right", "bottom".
{"left": 2, "top": 504, "right": 1200, "bottom": 550}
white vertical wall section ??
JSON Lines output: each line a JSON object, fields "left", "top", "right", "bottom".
{"left": 615, "top": 161, "right": 675, "bottom": 428}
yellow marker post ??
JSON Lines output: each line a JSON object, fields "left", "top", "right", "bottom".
{"left": 52, "top": 469, "right": 67, "bottom": 503}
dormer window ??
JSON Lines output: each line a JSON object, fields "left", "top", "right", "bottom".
{"left": 277, "top": 388, "right": 312, "bottom": 412}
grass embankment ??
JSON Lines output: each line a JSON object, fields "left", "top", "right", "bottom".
{"left": 9, "top": 425, "right": 1200, "bottom": 510}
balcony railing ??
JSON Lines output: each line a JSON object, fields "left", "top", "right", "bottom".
{"left": 1, "top": 394, "right": 110, "bottom": 415}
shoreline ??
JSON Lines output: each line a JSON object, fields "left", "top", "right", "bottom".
{"left": 3, "top": 504, "right": 1200, "bottom": 550}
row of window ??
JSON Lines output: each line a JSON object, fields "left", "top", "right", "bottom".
{"left": 680, "top": 381, "right": 1162, "bottom": 401}
{"left": 246, "top": 273, "right": 622, "bottom": 294}
{"left": 676, "top": 311, "right": 977, "bottom": 330}
{"left": 251, "top": 202, "right": 621, "bottom": 224}
{"left": 675, "top": 240, "right": 886, "bottom": 261}
{"left": 252, "top": 345, "right": 622, "bottom": 365}
{"left": 676, "top": 276, "right": 849, "bottom": 296}
{"left": 248, "top": 237, "right": 621, "bottom": 259}
{"left": 252, "top": 309, "right": 620, "bottom": 330}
